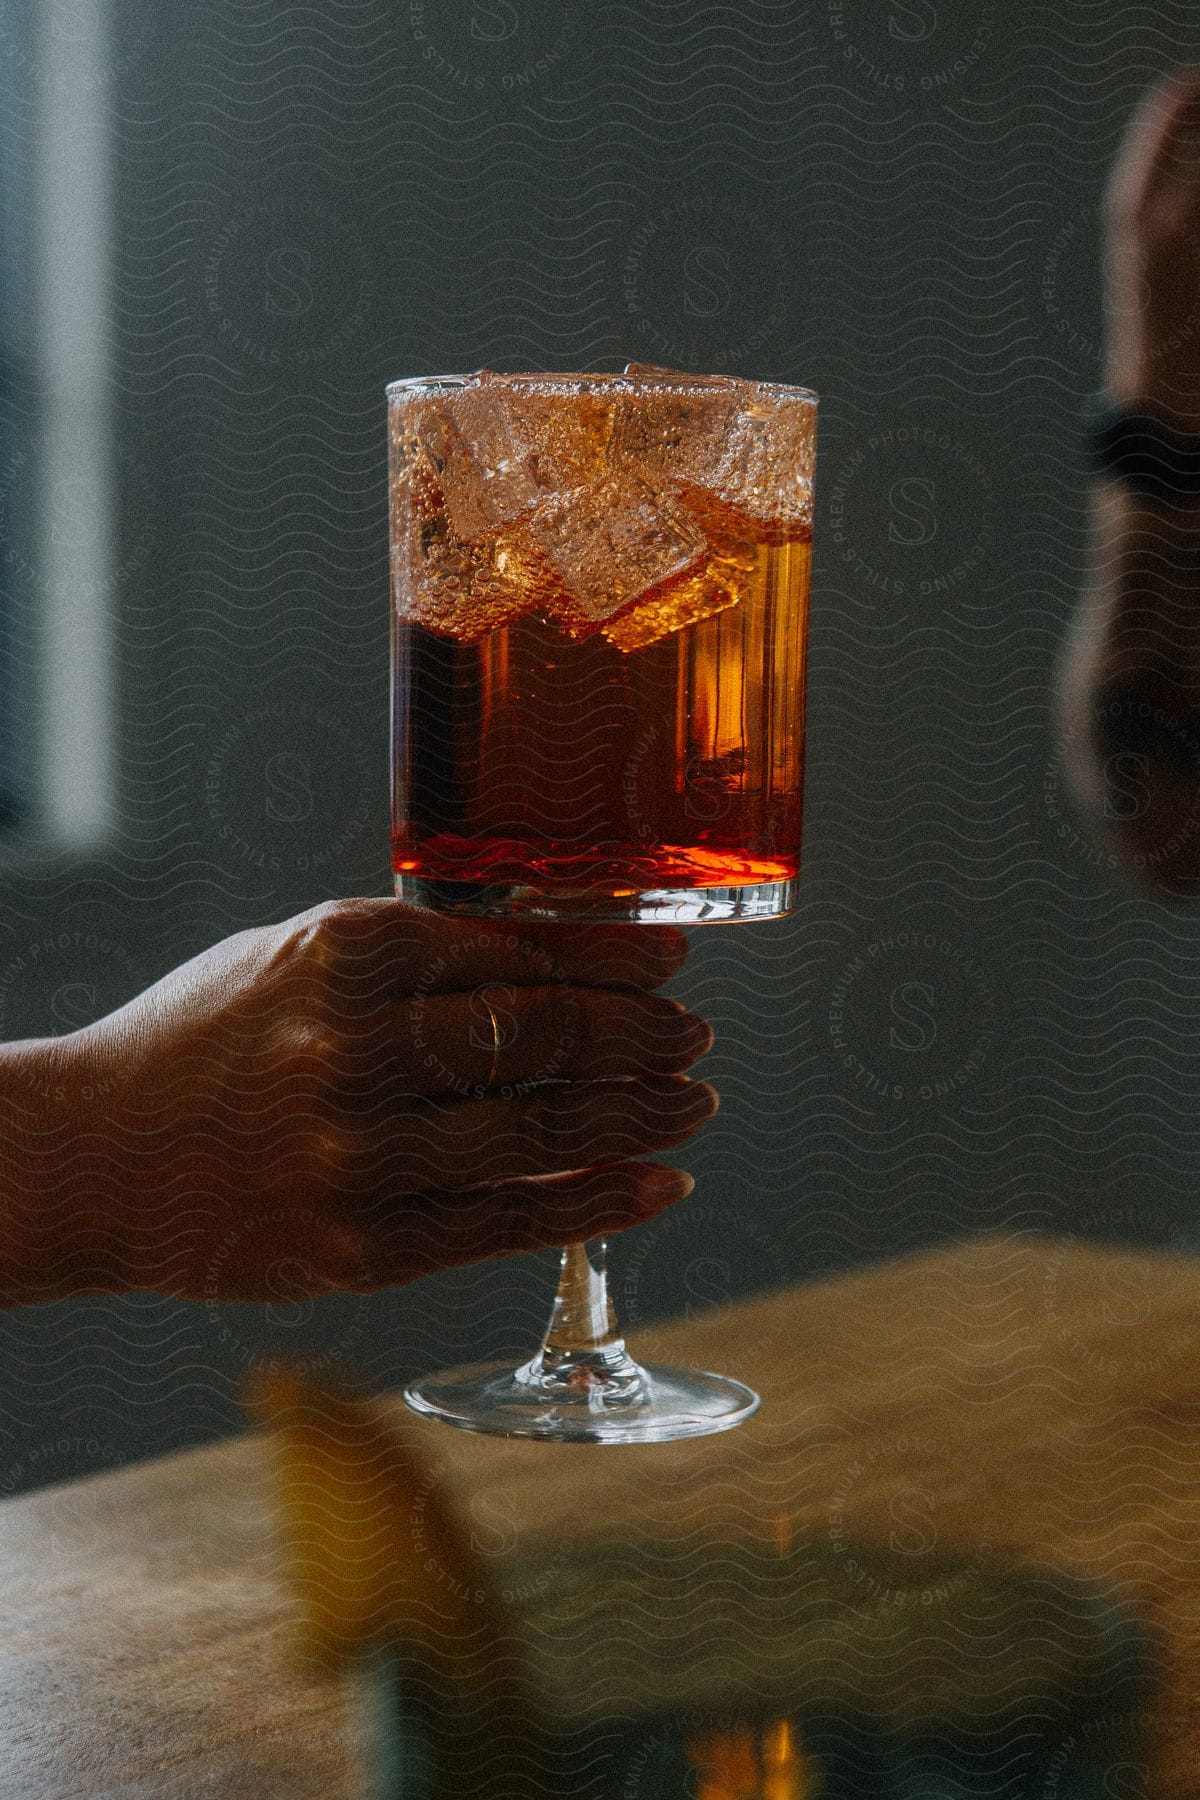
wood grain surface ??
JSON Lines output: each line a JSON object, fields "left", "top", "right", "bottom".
{"left": 0, "top": 1233, "right": 1196, "bottom": 1798}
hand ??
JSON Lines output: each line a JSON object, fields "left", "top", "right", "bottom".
{"left": 1105, "top": 69, "right": 1200, "bottom": 428}
{"left": 8, "top": 900, "right": 715, "bottom": 1303}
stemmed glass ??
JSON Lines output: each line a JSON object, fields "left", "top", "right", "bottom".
{"left": 390, "top": 366, "right": 816, "bottom": 1443}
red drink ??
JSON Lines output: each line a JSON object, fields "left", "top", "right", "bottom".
{"left": 390, "top": 368, "right": 815, "bottom": 922}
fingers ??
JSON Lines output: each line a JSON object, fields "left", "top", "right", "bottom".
{"left": 342, "top": 1162, "right": 696, "bottom": 1286}
{"left": 183, "top": 1208, "right": 374, "bottom": 1305}
{"left": 294, "top": 898, "right": 689, "bottom": 997}
{"left": 361, "top": 985, "right": 713, "bottom": 1098}
{"left": 346, "top": 1075, "right": 719, "bottom": 1196}
{"left": 208, "top": 1150, "right": 700, "bottom": 1299}
{"left": 1109, "top": 69, "right": 1200, "bottom": 220}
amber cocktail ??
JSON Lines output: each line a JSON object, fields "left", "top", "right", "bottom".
{"left": 391, "top": 366, "right": 816, "bottom": 1443}
{"left": 390, "top": 367, "right": 814, "bottom": 923}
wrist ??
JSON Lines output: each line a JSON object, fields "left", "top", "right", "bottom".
{"left": 1094, "top": 486, "right": 1200, "bottom": 577}
{"left": 1104, "top": 353, "right": 1200, "bottom": 435}
{"left": 1097, "top": 474, "right": 1200, "bottom": 530}
{"left": 1085, "top": 387, "right": 1200, "bottom": 511}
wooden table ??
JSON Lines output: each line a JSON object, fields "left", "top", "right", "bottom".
{"left": 1, "top": 1233, "right": 1199, "bottom": 1798}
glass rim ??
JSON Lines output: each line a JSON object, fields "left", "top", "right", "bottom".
{"left": 386, "top": 369, "right": 818, "bottom": 405}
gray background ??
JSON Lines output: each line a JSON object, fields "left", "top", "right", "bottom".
{"left": 2, "top": 0, "right": 1200, "bottom": 1492}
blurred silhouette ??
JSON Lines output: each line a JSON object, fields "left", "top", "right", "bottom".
{"left": 1060, "top": 70, "right": 1200, "bottom": 894}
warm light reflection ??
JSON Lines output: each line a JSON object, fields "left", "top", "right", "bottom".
{"left": 688, "top": 1726, "right": 760, "bottom": 1800}
{"left": 686, "top": 1719, "right": 816, "bottom": 1800}
{"left": 676, "top": 1515, "right": 819, "bottom": 1798}
{"left": 685, "top": 567, "right": 750, "bottom": 769}
{"left": 763, "top": 1719, "right": 811, "bottom": 1800}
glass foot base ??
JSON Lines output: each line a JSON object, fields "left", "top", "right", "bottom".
{"left": 393, "top": 872, "right": 794, "bottom": 924}
{"left": 404, "top": 1358, "right": 760, "bottom": 1444}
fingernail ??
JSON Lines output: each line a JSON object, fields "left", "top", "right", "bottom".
{"left": 641, "top": 1167, "right": 695, "bottom": 1207}
{"left": 675, "top": 1009, "right": 715, "bottom": 1059}
{"left": 676, "top": 1079, "right": 719, "bottom": 1123}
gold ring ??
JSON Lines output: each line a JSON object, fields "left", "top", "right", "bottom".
{"left": 481, "top": 992, "right": 503, "bottom": 1088}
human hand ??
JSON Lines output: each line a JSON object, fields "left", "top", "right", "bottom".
{"left": 1105, "top": 69, "right": 1200, "bottom": 428}
{"left": 9, "top": 900, "right": 715, "bottom": 1303}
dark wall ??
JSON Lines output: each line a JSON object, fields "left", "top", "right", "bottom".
{"left": 2, "top": 0, "right": 1200, "bottom": 1492}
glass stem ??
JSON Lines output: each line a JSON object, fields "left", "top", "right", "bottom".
{"left": 518, "top": 1239, "right": 649, "bottom": 1403}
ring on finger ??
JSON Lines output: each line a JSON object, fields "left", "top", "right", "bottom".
{"left": 480, "top": 991, "right": 503, "bottom": 1088}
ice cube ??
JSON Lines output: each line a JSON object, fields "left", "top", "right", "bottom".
{"left": 669, "top": 481, "right": 757, "bottom": 557}
{"left": 489, "top": 379, "right": 612, "bottom": 494}
{"left": 489, "top": 528, "right": 577, "bottom": 623}
{"left": 393, "top": 492, "right": 530, "bottom": 642}
{"left": 402, "top": 379, "right": 614, "bottom": 543}
{"left": 621, "top": 363, "right": 737, "bottom": 385}
{"left": 608, "top": 385, "right": 735, "bottom": 479}
{"left": 529, "top": 474, "right": 707, "bottom": 625}
{"left": 601, "top": 551, "right": 746, "bottom": 653}
{"left": 407, "top": 388, "right": 541, "bottom": 542}
{"left": 703, "top": 391, "right": 816, "bottom": 535}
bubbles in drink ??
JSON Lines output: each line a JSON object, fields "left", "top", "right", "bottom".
{"left": 389, "top": 452, "right": 528, "bottom": 641}
{"left": 410, "top": 390, "right": 538, "bottom": 541}
{"left": 390, "top": 366, "right": 816, "bottom": 908}
{"left": 527, "top": 473, "right": 706, "bottom": 628}
{"left": 706, "top": 394, "right": 817, "bottom": 535}
{"left": 488, "top": 377, "right": 612, "bottom": 493}
{"left": 607, "top": 385, "right": 734, "bottom": 480}
{"left": 389, "top": 367, "right": 815, "bottom": 652}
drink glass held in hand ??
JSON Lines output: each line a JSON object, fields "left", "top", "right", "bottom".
{"left": 390, "top": 365, "right": 817, "bottom": 1441}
